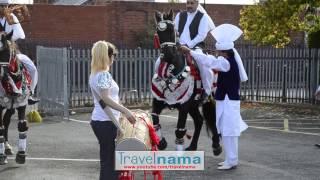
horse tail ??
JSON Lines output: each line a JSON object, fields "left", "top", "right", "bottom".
{"left": 201, "top": 97, "right": 217, "bottom": 136}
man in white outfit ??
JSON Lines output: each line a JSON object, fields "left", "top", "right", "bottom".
{"left": 155, "top": 0, "right": 215, "bottom": 98}
{"left": 180, "top": 24, "right": 248, "bottom": 170}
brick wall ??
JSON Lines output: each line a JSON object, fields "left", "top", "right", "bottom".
{"left": 22, "top": 2, "right": 303, "bottom": 48}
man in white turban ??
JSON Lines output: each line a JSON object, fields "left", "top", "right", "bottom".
{"left": 180, "top": 24, "right": 248, "bottom": 170}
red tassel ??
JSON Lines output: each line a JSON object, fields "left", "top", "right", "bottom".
{"left": 147, "top": 123, "right": 160, "bottom": 148}
{"left": 154, "top": 33, "right": 160, "bottom": 49}
{"left": 152, "top": 170, "right": 163, "bottom": 180}
{"left": 119, "top": 171, "right": 134, "bottom": 180}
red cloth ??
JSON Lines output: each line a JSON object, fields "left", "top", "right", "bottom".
{"left": 154, "top": 33, "right": 160, "bottom": 49}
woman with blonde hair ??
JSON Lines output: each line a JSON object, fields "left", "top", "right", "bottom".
{"left": 89, "top": 41, "right": 135, "bottom": 180}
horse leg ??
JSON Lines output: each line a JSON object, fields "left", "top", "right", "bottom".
{"left": 0, "top": 106, "right": 8, "bottom": 165}
{"left": 151, "top": 98, "right": 167, "bottom": 150}
{"left": 3, "top": 109, "right": 15, "bottom": 155}
{"left": 175, "top": 103, "right": 191, "bottom": 151}
{"left": 15, "top": 105, "right": 28, "bottom": 164}
{"left": 185, "top": 107, "right": 203, "bottom": 151}
{"left": 202, "top": 100, "right": 222, "bottom": 156}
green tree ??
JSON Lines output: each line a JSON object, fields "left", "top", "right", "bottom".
{"left": 132, "top": 19, "right": 156, "bottom": 49}
{"left": 240, "top": 0, "right": 320, "bottom": 48}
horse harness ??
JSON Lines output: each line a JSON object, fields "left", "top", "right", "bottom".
{"left": 0, "top": 42, "right": 31, "bottom": 97}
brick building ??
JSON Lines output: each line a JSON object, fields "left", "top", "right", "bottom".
{"left": 23, "top": 1, "right": 304, "bottom": 48}
{"left": 22, "top": 2, "right": 247, "bottom": 48}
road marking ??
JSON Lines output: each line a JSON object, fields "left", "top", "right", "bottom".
{"left": 7, "top": 157, "right": 99, "bottom": 162}
{"left": 249, "top": 126, "right": 320, "bottom": 136}
{"left": 159, "top": 115, "right": 320, "bottom": 136}
{"left": 66, "top": 118, "right": 90, "bottom": 124}
{"left": 245, "top": 119, "right": 320, "bottom": 122}
{"left": 67, "top": 115, "right": 320, "bottom": 136}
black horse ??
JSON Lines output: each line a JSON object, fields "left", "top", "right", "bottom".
{"left": 0, "top": 31, "right": 30, "bottom": 165}
{"left": 151, "top": 10, "right": 221, "bottom": 154}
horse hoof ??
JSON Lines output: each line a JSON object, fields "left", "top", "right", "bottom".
{"left": 157, "top": 138, "right": 167, "bottom": 150}
{"left": 185, "top": 145, "right": 197, "bottom": 151}
{"left": 5, "top": 148, "right": 14, "bottom": 156}
{"left": 0, "top": 154, "right": 8, "bottom": 165}
{"left": 213, "top": 145, "right": 222, "bottom": 156}
{"left": 5, "top": 142, "right": 14, "bottom": 155}
{"left": 15, "top": 151, "right": 26, "bottom": 164}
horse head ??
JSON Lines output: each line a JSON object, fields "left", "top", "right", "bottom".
{"left": 155, "top": 10, "right": 178, "bottom": 64}
{"left": 155, "top": 10, "right": 185, "bottom": 75}
{"left": 0, "top": 30, "right": 14, "bottom": 64}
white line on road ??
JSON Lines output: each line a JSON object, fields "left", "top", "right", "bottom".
{"left": 67, "top": 115, "right": 320, "bottom": 136}
{"left": 66, "top": 118, "right": 90, "bottom": 124}
{"left": 7, "top": 157, "right": 99, "bottom": 162}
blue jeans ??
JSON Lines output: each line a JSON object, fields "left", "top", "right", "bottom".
{"left": 91, "top": 120, "right": 118, "bottom": 180}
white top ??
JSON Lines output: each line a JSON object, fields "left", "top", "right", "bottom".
{"left": 174, "top": 10, "right": 212, "bottom": 48}
{"left": 89, "top": 71, "right": 121, "bottom": 122}
{"left": 0, "top": 13, "right": 25, "bottom": 41}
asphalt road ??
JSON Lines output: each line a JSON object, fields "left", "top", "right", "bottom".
{"left": 0, "top": 109, "right": 319, "bottom": 180}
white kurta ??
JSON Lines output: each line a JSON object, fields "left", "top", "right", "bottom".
{"left": 174, "top": 11, "right": 212, "bottom": 48}
{"left": 0, "top": 13, "right": 25, "bottom": 41}
{"left": 190, "top": 51, "right": 248, "bottom": 136}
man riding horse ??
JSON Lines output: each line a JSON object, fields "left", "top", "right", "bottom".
{"left": 0, "top": 0, "right": 37, "bottom": 165}
{"left": 152, "top": 8, "right": 222, "bottom": 155}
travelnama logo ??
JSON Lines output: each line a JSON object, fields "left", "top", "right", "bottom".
{"left": 115, "top": 151, "right": 204, "bottom": 170}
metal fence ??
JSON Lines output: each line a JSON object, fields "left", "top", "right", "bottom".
{"left": 68, "top": 48, "right": 158, "bottom": 107}
{"left": 36, "top": 46, "right": 320, "bottom": 116}
{"left": 36, "top": 46, "right": 69, "bottom": 118}
{"left": 238, "top": 47, "right": 320, "bottom": 104}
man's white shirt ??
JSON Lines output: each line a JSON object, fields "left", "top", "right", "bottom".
{"left": 174, "top": 11, "right": 211, "bottom": 48}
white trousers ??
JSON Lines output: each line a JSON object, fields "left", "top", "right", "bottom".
{"left": 154, "top": 49, "right": 214, "bottom": 95}
{"left": 222, "top": 136, "right": 239, "bottom": 166}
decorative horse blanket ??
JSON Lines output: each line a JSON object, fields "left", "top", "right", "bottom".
{"left": 151, "top": 55, "right": 202, "bottom": 105}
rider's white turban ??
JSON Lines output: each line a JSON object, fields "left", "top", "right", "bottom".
{"left": 212, "top": 24, "right": 248, "bottom": 82}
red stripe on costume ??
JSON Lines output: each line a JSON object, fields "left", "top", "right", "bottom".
{"left": 152, "top": 83, "right": 165, "bottom": 98}
{"left": 177, "top": 88, "right": 189, "bottom": 100}
{"left": 186, "top": 54, "right": 201, "bottom": 80}
{"left": 158, "top": 62, "right": 166, "bottom": 78}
